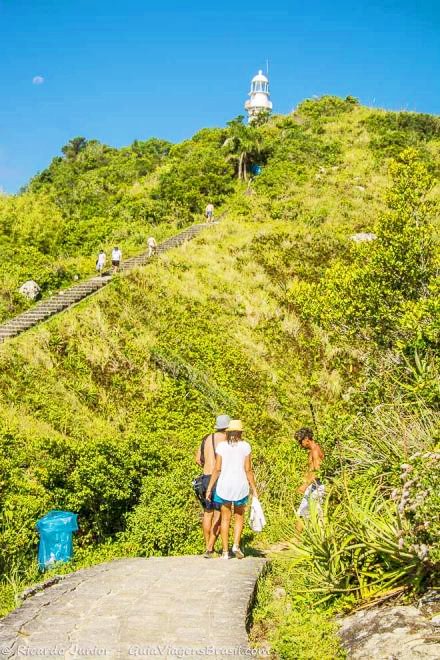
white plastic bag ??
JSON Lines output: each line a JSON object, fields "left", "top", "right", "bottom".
{"left": 249, "top": 496, "right": 266, "bottom": 532}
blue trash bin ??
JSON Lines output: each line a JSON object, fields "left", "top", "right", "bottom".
{"left": 36, "top": 510, "right": 78, "bottom": 571}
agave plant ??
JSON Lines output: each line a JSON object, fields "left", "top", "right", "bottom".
{"left": 284, "top": 481, "right": 426, "bottom": 603}
{"left": 341, "top": 483, "right": 422, "bottom": 595}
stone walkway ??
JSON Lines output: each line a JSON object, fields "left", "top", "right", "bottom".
{"left": 0, "top": 556, "right": 267, "bottom": 660}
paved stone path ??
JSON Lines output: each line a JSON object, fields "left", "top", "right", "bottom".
{"left": 0, "top": 556, "right": 267, "bottom": 660}
{"left": 0, "top": 223, "right": 211, "bottom": 344}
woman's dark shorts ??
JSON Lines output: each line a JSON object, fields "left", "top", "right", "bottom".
{"left": 201, "top": 474, "right": 221, "bottom": 512}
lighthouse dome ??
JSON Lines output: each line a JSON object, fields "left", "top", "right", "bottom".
{"left": 251, "top": 70, "right": 269, "bottom": 84}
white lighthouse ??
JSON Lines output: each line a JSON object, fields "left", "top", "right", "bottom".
{"left": 245, "top": 69, "right": 273, "bottom": 121}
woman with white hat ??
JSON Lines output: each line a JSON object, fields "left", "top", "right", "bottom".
{"left": 206, "top": 420, "right": 258, "bottom": 559}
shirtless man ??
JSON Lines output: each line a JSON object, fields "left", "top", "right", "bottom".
{"left": 295, "top": 427, "right": 325, "bottom": 530}
{"left": 195, "top": 414, "right": 230, "bottom": 557}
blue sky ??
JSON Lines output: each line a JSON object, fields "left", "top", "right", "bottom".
{"left": 1, "top": 0, "right": 439, "bottom": 192}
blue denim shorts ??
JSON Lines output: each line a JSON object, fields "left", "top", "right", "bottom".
{"left": 213, "top": 493, "right": 249, "bottom": 507}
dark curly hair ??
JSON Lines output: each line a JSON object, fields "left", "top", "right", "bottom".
{"left": 294, "top": 427, "right": 314, "bottom": 445}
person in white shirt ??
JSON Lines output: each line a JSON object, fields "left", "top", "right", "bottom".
{"left": 147, "top": 236, "right": 157, "bottom": 257}
{"left": 205, "top": 203, "right": 214, "bottom": 223}
{"left": 206, "top": 419, "right": 258, "bottom": 559}
{"left": 111, "top": 246, "right": 122, "bottom": 273}
{"left": 96, "top": 250, "right": 106, "bottom": 276}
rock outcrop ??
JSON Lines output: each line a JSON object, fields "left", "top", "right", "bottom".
{"left": 340, "top": 605, "right": 440, "bottom": 659}
{"left": 18, "top": 280, "right": 41, "bottom": 300}
{"left": 350, "top": 232, "right": 377, "bottom": 243}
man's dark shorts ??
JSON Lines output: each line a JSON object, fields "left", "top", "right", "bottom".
{"left": 201, "top": 474, "right": 221, "bottom": 512}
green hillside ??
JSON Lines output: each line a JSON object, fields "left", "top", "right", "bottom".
{"left": 0, "top": 97, "right": 439, "bottom": 657}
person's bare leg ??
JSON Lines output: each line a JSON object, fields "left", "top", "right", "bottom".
{"left": 207, "top": 509, "right": 221, "bottom": 552}
{"left": 213, "top": 510, "right": 222, "bottom": 543}
{"left": 202, "top": 511, "right": 213, "bottom": 549}
{"left": 220, "top": 504, "right": 232, "bottom": 553}
{"left": 295, "top": 517, "right": 305, "bottom": 534}
{"left": 232, "top": 505, "right": 245, "bottom": 557}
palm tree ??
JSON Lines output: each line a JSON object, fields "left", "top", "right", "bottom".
{"left": 223, "top": 116, "right": 265, "bottom": 180}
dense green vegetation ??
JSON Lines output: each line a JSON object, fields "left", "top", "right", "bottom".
{"left": 0, "top": 96, "right": 439, "bottom": 658}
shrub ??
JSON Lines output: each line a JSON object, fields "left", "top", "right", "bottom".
{"left": 297, "top": 95, "right": 358, "bottom": 121}
{"left": 363, "top": 111, "right": 440, "bottom": 161}
{"left": 307, "top": 149, "right": 436, "bottom": 343}
{"left": 121, "top": 462, "right": 201, "bottom": 556}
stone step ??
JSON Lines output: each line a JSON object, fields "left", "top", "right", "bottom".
{"left": 60, "top": 288, "right": 98, "bottom": 296}
{"left": 56, "top": 294, "right": 88, "bottom": 301}
{"left": 16, "top": 308, "right": 52, "bottom": 316}
{"left": 1, "top": 327, "right": 31, "bottom": 334}
{"left": 40, "top": 302, "right": 73, "bottom": 309}
{"left": 56, "top": 291, "right": 90, "bottom": 298}
{"left": 37, "top": 302, "right": 68, "bottom": 308}
{"left": 4, "top": 317, "right": 38, "bottom": 326}
{"left": 66, "top": 290, "right": 99, "bottom": 297}
{"left": 15, "top": 313, "right": 55, "bottom": 322}
{"left": 7, "top": 314, "right": 48, "bottom": 327}
{"left": 68, "top": 281, "right": 104, "bottom": 289}
{"left": 10, "top": 325, "right": 44, "bottom": 332}
{"left": 1, "top": 319, "right": 34, "bottom": 328}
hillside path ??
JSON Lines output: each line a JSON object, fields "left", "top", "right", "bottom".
{"left": 0, "top": 556, "right": 267, "bottom": 660}
{"left": 0, "top": 223, "right": 211, "bottom": 344}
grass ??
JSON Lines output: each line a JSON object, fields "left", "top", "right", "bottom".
{"left": 250, "top": 560, "right": 347, "bottom": 659}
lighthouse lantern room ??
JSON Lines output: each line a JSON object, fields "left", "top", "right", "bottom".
{"left": 245, "top": 69, "right": 273, "bottom": 121}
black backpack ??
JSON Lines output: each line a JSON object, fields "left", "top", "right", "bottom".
{"left": 192, "top": 434, "right": 216, "bottom": 503}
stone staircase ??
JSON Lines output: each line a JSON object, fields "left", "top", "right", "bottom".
{"left": 0, "top": 223, "right": 210, "bottom": 344}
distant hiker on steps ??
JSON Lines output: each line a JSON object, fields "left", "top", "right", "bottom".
{"left": 206, "top": 419, "right": 258, "bottom": 560}
{"left": 147, "top": 236, "right": 157, "bottom": 258}
{"left": 96, "top": 250, "right": 106, "bottom": 276}
{"left": 205, "top": 203, "right": 214, "bottom": 223}
{"left": 194, "top": 415, "right": 230, "bottom": 558}
{"left": 295, "top": 427, "right": 325, "bottom": 531}
{"left": 111, "top": 246, "right": 122, "bottom": 273}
